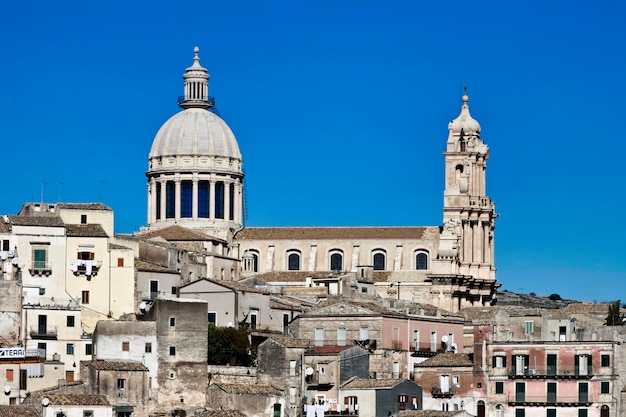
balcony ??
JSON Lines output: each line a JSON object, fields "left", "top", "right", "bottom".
{"left": 23, "top": 296, "right": 80, "bottom": 310}
{"left": 29, "top": 325, "right": 58, "bottom": 340}
{"left": 507, "top": 366, "right": 593, "bottom": 380}
{"left": 410, "top": 342, "right": 441, "bottom": 357}
{"left": 508, "top": 395, "right": 592, "bottom": 407}
{"left": 69, "top": 259, "right": 101, "bottom": 279}
{"left": 29, "top": 260, "right": 52, "bottom": 277}
{"left": 431, "top": 386, "right": 457, "bottom": 399}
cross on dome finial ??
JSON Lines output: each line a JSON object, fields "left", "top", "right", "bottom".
{"left": 462, "top": 85, "right": 469, "bottom": 104}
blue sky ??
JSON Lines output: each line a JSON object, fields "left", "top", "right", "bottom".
{"left": 1, "top": 1, "right": 624, "bottom": 302}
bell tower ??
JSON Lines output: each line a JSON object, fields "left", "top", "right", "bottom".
{"left": 441, "top": 91, "right": 497, "bottom": 282}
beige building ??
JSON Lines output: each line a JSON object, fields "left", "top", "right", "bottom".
{"left": 141, "top": 48, "right": 500, "bottom": 313}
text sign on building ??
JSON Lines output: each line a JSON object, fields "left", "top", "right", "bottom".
{"left": 0, "top": 348, "right": 25, "bottom": 358}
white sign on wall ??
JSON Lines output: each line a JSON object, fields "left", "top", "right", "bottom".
{"left": 0, "top": 348, "right": 25, "bottom": 358}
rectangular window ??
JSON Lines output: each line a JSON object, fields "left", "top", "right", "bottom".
{"left": 84, "top": 411, "right": 94, "bottom": 417}
{"left": 547, "top": 382, "right": 557, "bottom": 403}
{"left": 337, "top": 327, "right": 346, "bottom": 346}
{"left": 524, "top": 321, "right": 534, "bottom": 335}
{"left": 578, "top": 410, "right": 588, "bottom": 417}
{"left": 289, "top": 387, "right": 296, "bottom": 404}
{"left": 33, "top": 248, "right": 48, "bottom": 269}
{"left": 19, "top": 369, "right": 27, "bottom": 390}
{"left": 77, "top": 251, "right": 95, "bottom": 260}
{"left": 169, "top": 317, "right": 176, "bottom": 327}
{"left": 493, "top": 355, "right": 507, "bottom": 368}
{"left": 85, "top": 344, "right": 93, "bottom": 355}
{"left": 208, "top": 312, "right": 217, "bottom": 325}
{"left": 495, "top": 381, "right": 504, "bottom": 394}
{"left": 171, "top": 286, "right": 177, "bottom": 295}
{"left": 289, "top": 360, "right": 296, "bottom": 376}
{"left": 145, "top": 342, "right": 152, "bottom": 353}
{"left": 117, "top": 378, "right": 126, "bottom": 396}
{"left": 169, "top": 346, "right": 176, "bottom": 356}
{"left": 6, "top": 369, "right": 13, "bottom": 382}
{"left": 547, "top": 410, "right": 556, "bottom": 417}
{"left": 283, "top": 313, "right": 290, "bottom": 334}
{"left": 66, "top": 343, "right": 74, "bottom": 355}
{"left": 117, "top": 257, "right": 124, "bottom": 267}
{"left": 601, "top": 381, "right": 610, "bottom": 394}
{"left": 398, "top": 394, "right": 407, "bottom": 410}
{"left": 515, "top": 409, "right": 525, "bottom": 417}
{"left": 1, "top": 240, "right": 9, "bottom": 251}
{"left": 315, "top": 328, "right": 324, "bottom": 346}
{"left": 579, "top": 382, "right": 589, "bottom": 402}
{"left": 601, "top": 354, "right": 610, "bottom": 367}
{"left": 66, "top": 315, "right": 75, "bottom": 327}
{"left": 122, "top": 342, "right": 129, "bottom": 351}
{"left": 250, "top": 310, "right": 258, "bottom": 330}
{"left": 80, "top": 214, "right": 87, "bottom": 224}
{"left": 361, "top": 326, "right": 369, "bottom": 341}
{"left": 82, "top": 290, "right": 90, "bottom": 304}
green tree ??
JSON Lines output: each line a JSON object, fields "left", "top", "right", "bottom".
{"left": 207, "top": 324, "right": 253, "bottom": 366}
{"left": 605, "top": 300, "right": 625, "bottom": 326}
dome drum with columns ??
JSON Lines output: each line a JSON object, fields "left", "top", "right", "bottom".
{"left": 142, "top": 49, "right": 499, "bottom": 312}
{"left": 146, "top": 47, "right": 244, "bottom": 240}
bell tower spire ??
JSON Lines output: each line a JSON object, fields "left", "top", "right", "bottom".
{"left": 441, "top": 91, "right": 497, "bottom": 285}
{"left": 179, "top": 46, "right": 214, "bottom": 110}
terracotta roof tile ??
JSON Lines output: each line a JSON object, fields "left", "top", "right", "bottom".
{"left": 8, "top": 215, "right": 65, "bottom": 227}
{"left": 135, "top": 258, "right": 178, "bottom": 273}
{"left": 269, "top": 336, "right": 311, "bottom": 348}
{"left": 341, "top": 378, "right": 404, "bottom": 389}
{"left": 237, "top": 226, "right": 440, "bottom": 240}
{"left": 416, "top": 353, "right": 473, "bottom": 367}
{"left": 212, "top": 383, "right": 281, "bottom": 395}
{"left": 65, "top": 224, "right": 108, "bottom": 237}
{"left": 82, "top": 360, "right": 149, "bottom": 371}
{"left": 57, "top": 203, "right": 112, "bottom": 211}
{"left": 138, "top": 225, "right": 226, "bottom": 242}
{"left": 48, "top": 394, "right": 110, "bottom": 406}
{"left": 0, "top": 405, "right": 40, "bottom": 417}
{"left": 195, "top": 410, "right": 248, "bottom": 417}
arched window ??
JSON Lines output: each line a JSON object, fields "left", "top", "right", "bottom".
{"left": 287, "top": 252, "right": 300, "bottom": 271}
{"left": 330, "top": 251, "right": 343, "bottom": 272}
{"left": 416, "top": 251, "right": 429, "bottom": 270}
{"left": 166, "top": 181, "right": 175, "bottom": 218}
{"left": 495, "top": 404, "right": 504, "bottom": 417}
{"left": 373, "top": 252, "right": 386, "bottom": 271}
{"left": 229, "top": 183, "right": 235, "bottom": 221}
{"left": 198, "top": 180, "right": 210, "bottom": 218}
{"left": 215, "top": 181, "right": 225, "bottom": 219}
{"left": 601, "top": 406, "right": 609, "bottom": 417}
{"left": 181, "top": 180, "right": 193, "bottom": 218}
{"left": 477, "top": 401, "right": 485, "bottom": 417}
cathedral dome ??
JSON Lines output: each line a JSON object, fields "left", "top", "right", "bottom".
{"left": 448, "top": 93, "right": 481, "bottom": 136}
{"left": 149, "top": 108, "right": 242, "bottom": 163}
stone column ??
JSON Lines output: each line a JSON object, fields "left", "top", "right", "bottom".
{"left": 147, "top": 180, "right": 152, "bottom": 224}
{"left": 209, "top": 180, "right": 215, "bottom": 220}
{"left": 159, "top": 180, "right": 166, "bottom": 221}
{"left": 174, "top": 177, "right": 181, "bottom": 220}
{"left": 224, "top": 179, "right": 231, "bottom": 222}
{"left": 192, "top": 176, "right": 198, "bottom": 220}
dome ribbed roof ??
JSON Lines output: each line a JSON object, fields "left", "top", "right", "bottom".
{"left": 149, "top": 108, "right": 241, "bottom": 160}
{"left": 448, "top": 94, "right": 481, "bottom": 136}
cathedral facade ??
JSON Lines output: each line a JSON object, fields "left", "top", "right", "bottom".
{"left": 144, "top": 48, "right": 499, "bottom": 312}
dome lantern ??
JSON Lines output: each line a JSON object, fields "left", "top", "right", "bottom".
{"left": 179, "top": 46, "right": 214, "bottom": 109}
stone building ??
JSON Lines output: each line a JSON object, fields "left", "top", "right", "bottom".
{"left": 139, "top": 47, "right": 500, "bottom": 313}
{"left": 81, "top": 360, "right": 149, "bottom": 417}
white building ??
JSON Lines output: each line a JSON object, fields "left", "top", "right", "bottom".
{"left": 142, "top": 48, "right": 499, "bottom": 312}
